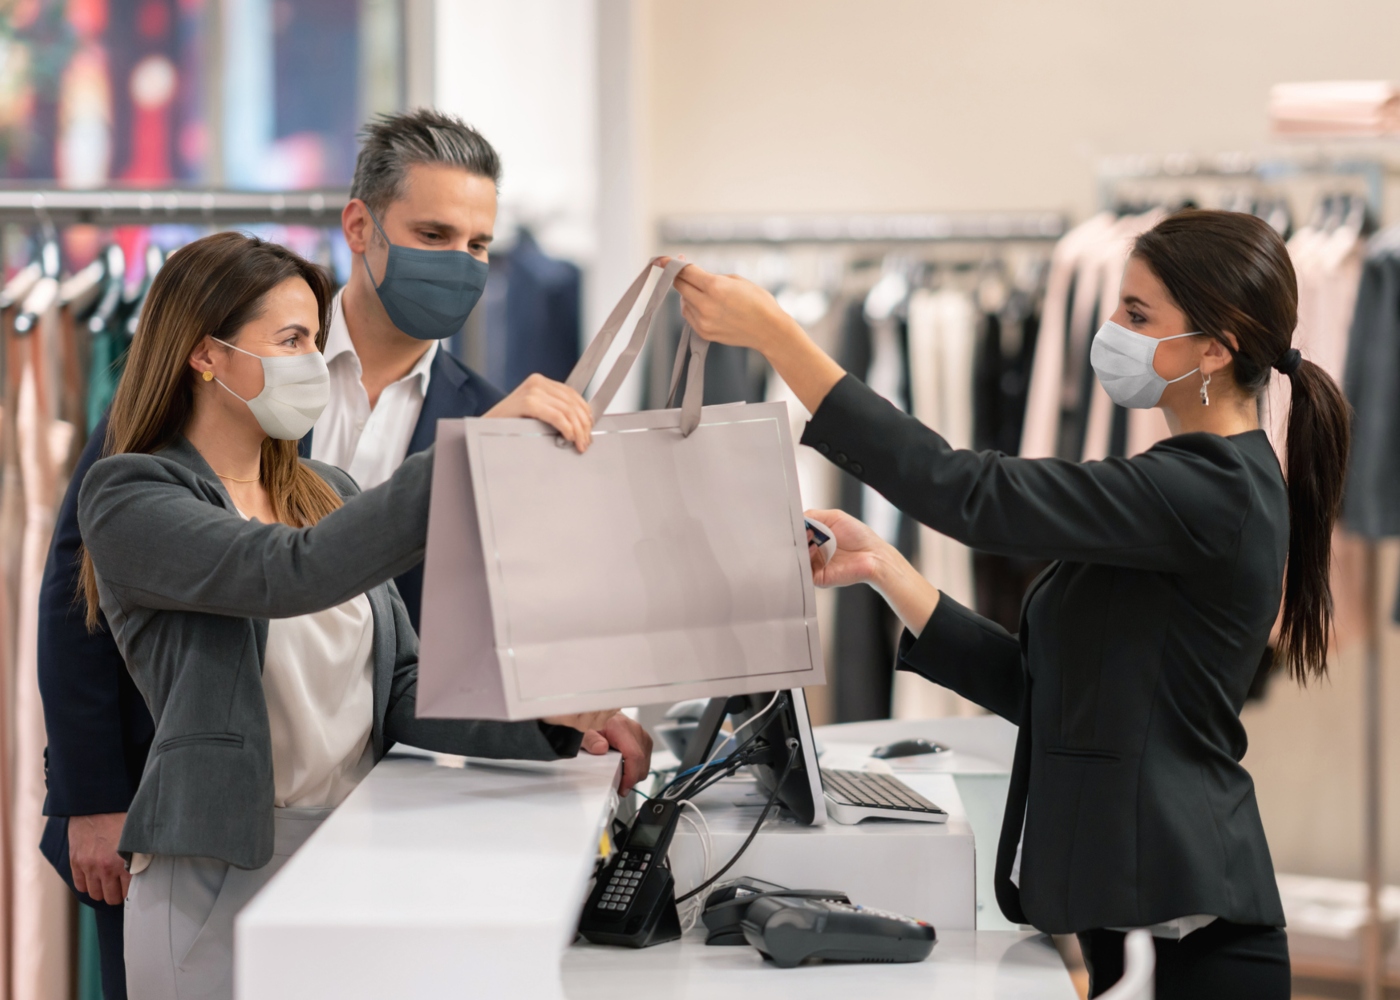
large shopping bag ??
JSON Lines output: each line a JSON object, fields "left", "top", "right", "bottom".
{"left": 415, "top": 258, "right": 824, "bottom": 720}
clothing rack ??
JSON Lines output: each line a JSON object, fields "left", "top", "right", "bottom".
{"left": 0, "top": 187, "right": 350, "bottom": 227}
{"left": 657, "top": 211, "right": 1068, "bottom": 245}
{"left": 1097, "top": 150, "right": 1400, "bottom": 221}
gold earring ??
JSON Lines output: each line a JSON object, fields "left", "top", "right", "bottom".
{"left": 202, "top": 370, "right": 213, "bottom": 382}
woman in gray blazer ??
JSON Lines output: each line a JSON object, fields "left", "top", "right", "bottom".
{"left": 669, "top": 210, "right": 1352, "bottom": 999}
{"left": 77, "top": 232, "right": 643, "bottom": 1000}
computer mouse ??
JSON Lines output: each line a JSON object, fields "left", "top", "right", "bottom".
{"left": 871, "top": 737, "right": 949, "bottom": 759}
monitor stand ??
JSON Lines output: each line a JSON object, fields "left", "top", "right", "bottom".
{"left": 675, "top": 696, "right": 733, "bottom": 776}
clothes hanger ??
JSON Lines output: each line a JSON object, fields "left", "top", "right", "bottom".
{"left": 14, "top": 232, "right": 63, "bottom": 335}
{"left": 86, "top": 245, "right": 127, "bottom": 337}
{"left": 59, "top": 256, "right": 108, "bottom": 314}
{"left": 123, "top": 243, "right": 166, "bottom": 338}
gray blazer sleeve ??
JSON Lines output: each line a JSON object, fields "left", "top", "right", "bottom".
{"left": 78, "top": 448, "right": 434, "bottom": 619}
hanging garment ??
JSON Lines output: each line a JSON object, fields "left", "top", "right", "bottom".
{"left": 1021, "top": 214, "right": 1117, "bottom": 459}
{"left": 0, "top": 262, "right": 43, "bottom": 996}
{"left": 895, "top": 288, "right": 980, "bottom": 719}
{"left": 1339, "top": 241, "right": 1400, "bottom": 624}
{"left": 1270, "top": 222, "right": 1369, "bottom": 647}
{"left": 482, "top": 231, "right": 583, "bottom": 393}
{"left": 828, "top": 299, "right": 905, "bottom": 722}
{"left": 972, "top": 289, "right": 1040, "bottom": 457}
{"left": 12, "top": 277, "right": 76, "bottom": 1000}
{"left": 971, "top": 289, "right": 1051, "bottom": 634}
{"left": 1342, "top": 244, "right": 1400, "bottom": 538}
{"left": 502, "top": 231, "right": 582, "bottom": 390}
{"left": 1266, "top": 222, "right": 1364, "bottom": 455}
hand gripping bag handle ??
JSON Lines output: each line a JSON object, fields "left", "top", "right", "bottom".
{"left": 563, "top": 257, "right": 706, "bottom": 436}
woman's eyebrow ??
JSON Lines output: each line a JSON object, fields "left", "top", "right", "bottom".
{"left": 273, "top": 323, "right": 310, "bottom": 336}
{"left": 1123, "top": 295, "right": 1152, "bottom": 310}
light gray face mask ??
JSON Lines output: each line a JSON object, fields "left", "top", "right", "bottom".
{"left": 1090, "top": 321, "right": 1204, "bottom": 409}
{"left": 211, "top": 339, "right": 329, "bottom": 440}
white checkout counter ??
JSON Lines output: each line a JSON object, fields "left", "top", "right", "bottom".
{"left": 236, "top": 717, "right": 1074, "bottom": 999}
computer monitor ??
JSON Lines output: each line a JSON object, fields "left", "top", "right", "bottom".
{"left": 682, "top": 689, "right": 827, "bottom": 827}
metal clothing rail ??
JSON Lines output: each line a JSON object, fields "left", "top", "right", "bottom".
{"left": 658, "top": 211, "right": 1068, "bottom": 245}
{"left": 0, "top": 187, "right": 350, "bottom": 226}
{"left": 1097, "top": 151, "right": 1400, "bottom": 218}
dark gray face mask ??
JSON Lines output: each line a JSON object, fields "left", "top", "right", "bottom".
{"left": 362, "top": 206, "right": 489, "bottom": 340}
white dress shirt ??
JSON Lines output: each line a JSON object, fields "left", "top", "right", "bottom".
{"left": 311, "top": 289, "right": 439, "bottom": 490}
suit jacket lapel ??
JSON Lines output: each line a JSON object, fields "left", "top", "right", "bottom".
{"left": 406, "top": 349, "right": 478, "bottom": 456}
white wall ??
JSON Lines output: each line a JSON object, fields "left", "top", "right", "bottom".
{"left": 434, "top": 0, "right": 599, "bottom": 261}
{"left": 643, "top": 0, "right": 1400, "bottom": 223}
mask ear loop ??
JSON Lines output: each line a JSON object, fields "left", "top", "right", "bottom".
{"left": 1157, "top": 330, "right": 1210, "bottom": 387}
{"left": 207, "top": 337, "right": 258, "bottom": 404}
{"left": 360, "top": 204, "right": 394, "bottom": 292}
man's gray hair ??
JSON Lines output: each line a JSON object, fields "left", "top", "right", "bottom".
{"left": 350, "top": 108, "right": 502, "bottom": 215}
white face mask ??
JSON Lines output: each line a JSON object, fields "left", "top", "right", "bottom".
{"left": 211, "top": 339, "right": 329, "bottom": 440}
{"left": 1090, "top": 321, "right": 1204, "bottom": 409}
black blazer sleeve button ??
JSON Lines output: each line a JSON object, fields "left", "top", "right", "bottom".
{"left": 835, "top": 452, "right": 848, "bottom": 464}
{"left": 816, "top": 443, "right": 830, "bottom": 455}
{"left": 850, "top": 462, "right": 863, "bottom": 475}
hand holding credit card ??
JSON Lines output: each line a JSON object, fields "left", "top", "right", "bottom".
{"left": 805, "top": 517, "right": 837, "bottom": 565}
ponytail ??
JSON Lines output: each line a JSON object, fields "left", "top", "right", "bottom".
{"left": 1133, "top": 209, "right": 1353, "bottom": 684}
{"left": 1277, "top": 356, "right": 1352, "bottom": 682}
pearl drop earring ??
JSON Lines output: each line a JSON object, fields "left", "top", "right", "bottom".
{"left": 1200, "top": 373, "right": 1211, "bottom": 406}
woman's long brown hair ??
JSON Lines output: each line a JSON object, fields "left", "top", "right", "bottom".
{"left": 1133, "top": 210, "right": 1352, "bottom": 683}
{"left": 81, "top": 231, "right": 344, "bottom": 629}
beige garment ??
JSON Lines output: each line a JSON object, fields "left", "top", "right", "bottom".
{"left": 894, "top": 288, "right": 981, "bottom": 720}
{"left": 12, "top": 289, "right": 76, "bottom": 1000}
{"left": 1267, "top": 224, "right": 1363, "bottom": 450}
{"left": 1021, "top": 214, "right": 1118, "bottom": 459}
{"left": 0, "top": 264, "right": 43, "bottom": 992}
{"left": 1269, "top": 224, "right": 1367, "bottom": 652}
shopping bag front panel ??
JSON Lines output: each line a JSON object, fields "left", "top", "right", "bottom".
{"left": 467, "top": 401, "right": 823, "bottom": 715}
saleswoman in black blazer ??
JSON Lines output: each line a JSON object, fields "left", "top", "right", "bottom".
{"left": 670, "top": 210, "right": 1350, "bottom": 999}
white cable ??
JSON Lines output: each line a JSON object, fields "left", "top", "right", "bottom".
{"left": 667, "top": 691, "right": 783, "bottom": 801}
{"left": 675, "top": 800, "right": 713, "bottom": 932}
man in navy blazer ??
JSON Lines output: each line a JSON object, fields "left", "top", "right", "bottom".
{"left": 38, "top": 109, "right": 649, "bottom": 999}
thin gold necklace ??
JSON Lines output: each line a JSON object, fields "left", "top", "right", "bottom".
{"left": 216, "top": 472, "right": 260, "bottom": 484}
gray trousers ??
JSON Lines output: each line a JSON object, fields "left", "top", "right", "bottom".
{"left": 124, "top": 807, "right": 330, "bottom": 1000}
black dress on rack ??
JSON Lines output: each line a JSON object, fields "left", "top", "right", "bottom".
{"left": 828, "top": 300, "right": 916, "bottom": 723}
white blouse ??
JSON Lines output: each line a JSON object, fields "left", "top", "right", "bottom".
{"left": 262, "top": 592, "right": 376, "bottom": 809}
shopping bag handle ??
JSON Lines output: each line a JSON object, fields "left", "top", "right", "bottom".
{"left": 664, "top": 322, "right": 709, "bottom": 435}
{"left": 564, "top": 257, "right": 706, "bottom": 436}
